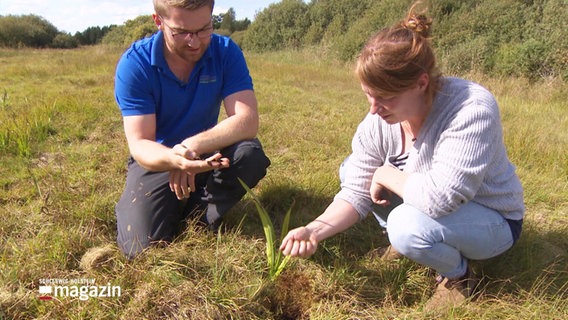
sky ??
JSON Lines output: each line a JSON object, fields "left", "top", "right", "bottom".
{"left": 0, "top": 0, "right": 281, "bottom": 34}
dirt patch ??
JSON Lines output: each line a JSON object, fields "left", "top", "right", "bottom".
{"left": 256, "top": 269, "right": 315, "bottom": 320}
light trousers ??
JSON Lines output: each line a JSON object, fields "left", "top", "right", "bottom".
{"left": 339, "top": 157, "right": 514, "bottom": 278}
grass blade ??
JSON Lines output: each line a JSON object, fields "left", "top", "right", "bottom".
{"left": 238, "top": 179, "right": 276, "bottom": 270}
{"left": 238, "top": 178, "right": 293, "bottom": 280}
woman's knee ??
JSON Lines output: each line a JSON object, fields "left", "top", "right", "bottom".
{"left": 386, "top": 204, "right": 429, "bottom": 255}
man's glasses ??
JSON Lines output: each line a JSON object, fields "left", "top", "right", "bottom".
{"left": 159, "top": 15, "right": 214, "bottom": 41}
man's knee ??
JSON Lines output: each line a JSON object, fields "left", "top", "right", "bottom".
{"left": 228, "top": 139, "right": 270, "bottom": 186}
{"left": 116, "top": 230, "right": 150, "bottom": 260}
{"left": 117, "top": 226, "right": 176, "bottom": 259}
{"left": 115, "top": 200, "right": 179, "bottom": 259}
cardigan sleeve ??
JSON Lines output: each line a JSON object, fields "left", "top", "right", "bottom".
{"left": 335, "top": 114, "right": 393, "bottom": 220}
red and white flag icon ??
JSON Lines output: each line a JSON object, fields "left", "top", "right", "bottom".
{"left": 39, "top": 286, "right": 53, "bottom": 300}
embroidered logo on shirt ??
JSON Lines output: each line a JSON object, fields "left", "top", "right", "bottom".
{"left": 199, "top": 75, "right": 217, "bottom": 84}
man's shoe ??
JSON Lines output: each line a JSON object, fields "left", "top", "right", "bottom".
{"left": 424, "top": 268, "right": 478, "bottom": 311}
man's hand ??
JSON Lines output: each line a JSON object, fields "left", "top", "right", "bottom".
{"left": 169, "top": 146, "right": 229, "bottom": 199}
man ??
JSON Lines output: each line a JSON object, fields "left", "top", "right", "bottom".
{"left": 114, "top": 0, "right": 270, "bottom": 259}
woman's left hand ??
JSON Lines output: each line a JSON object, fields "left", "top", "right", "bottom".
{"left": 370, "top": 165, "right": 407, "bottom": 206}
{"left": 370, "top": 179, "right": 392, "bottom": 207}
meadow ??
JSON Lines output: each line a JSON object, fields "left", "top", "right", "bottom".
{"left": 0, "top": 45, "right": 566, "bottom": 319}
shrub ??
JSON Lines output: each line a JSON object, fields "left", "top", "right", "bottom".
{"left": 0, "top": 14, "right": 59, "bottom": 48}
{"left": 242, "top": 0, "right": 310, "bottom": 52}
{"left": 51, "top": 33, "right": 79, "bottom": 49}
{"left": 494, "top": 39, "right": 547, "bottom": 80}
{"left": 102, "top": 15, "right": 155, "bottom": 47}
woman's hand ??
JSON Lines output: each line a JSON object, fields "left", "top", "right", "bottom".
{"left": 279, "top": 200, "right": 360, "bottom": 259}
{"left": 370, "top": 179, "right": 393, "bottom": 207}
{"left": 370, "top": 168, "right": 393, "bottom": 207}
{"left": 279, "top": 226, "right": 319, "bottom": 258}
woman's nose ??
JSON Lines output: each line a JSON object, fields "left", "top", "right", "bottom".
{"left": 369, "top": 98, "right": 383, "bottom": 114}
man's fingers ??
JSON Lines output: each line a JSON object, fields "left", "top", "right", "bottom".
{"left": 172, "top": 144, "right": 200, "bottom": 160}
{"left": 169, "top": 170, "right": 193, "bottom": 200}
{"left": 204, "top": 153, "right": 229, "bottom": 168}
{"left": 186, "top": 173, "right": 196, "bottom": 194}
{"left": 290, "top": 240, "right": 301, "bottom": 257}
{"left": 169, "top": 171, "right": 175, "bottom": 192}
{"left": 180, "top": 172, "right": 190, "bottom": 199}
{"left": 172, "top": 171, "right": 184, "bottom": 200}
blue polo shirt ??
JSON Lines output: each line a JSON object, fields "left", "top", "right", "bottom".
{"left": 114, "top": 31, "right": 254, "bottom": 147}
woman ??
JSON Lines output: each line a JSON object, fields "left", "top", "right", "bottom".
{"left": 280, "top": 2, "right": 524, "bottom": 310}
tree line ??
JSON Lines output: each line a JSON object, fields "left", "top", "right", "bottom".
{"left": 239, "top": 0, "right": 567, "bottom": 80}
{"left": 0, "top": 8, "right": 248, "bottom": 49}
{"left": 1, "top": 0, "right": 566, "bottom": 80}
{"left": 0, "top": 14, "right": 114, "bottom": 48}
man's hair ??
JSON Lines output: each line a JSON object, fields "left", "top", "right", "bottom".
{"left": 153, "top": 0, "right": 215, "bottom": 17}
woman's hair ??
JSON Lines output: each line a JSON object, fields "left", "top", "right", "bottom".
{"left": 355, "top": 1, "right": 440, "bottom": 104}
{"left": 153, "top": 0, "right": 215, "bottom": 17}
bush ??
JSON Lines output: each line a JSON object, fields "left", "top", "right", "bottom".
{"left": 229, "top": 30, "right": 247, "bottom": 48}
{"left": 102, "top": 15, "right": 155, "bottom": 47}
{"left": 51, "top": 33, "right": 79, "bottom": 49}
{"left": 0, "top": 14, "right": 59, "bottom": 48}
{"left": 304, "top": 0, "right": 373, "bottom": 46}
{"left": 439, "top": 35, "right": 498, "bottom": 76}
{"left": 335, "top": 0, "right": 409, "bottom": 61}
{"left": 494, "top": 39, "right": 547, "bottom": 80}
{"left": 242, "top": 0, "right": 310, "bottom": 52}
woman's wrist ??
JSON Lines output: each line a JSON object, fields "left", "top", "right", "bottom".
{"left": 305, "top": 219, "right": 332, "bottom": 242}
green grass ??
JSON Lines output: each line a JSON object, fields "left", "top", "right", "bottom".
{"left": 0, "top": 46, "right": 567, "bottom": 319}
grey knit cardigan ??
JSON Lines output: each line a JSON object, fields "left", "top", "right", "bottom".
{"left": 336, "top": 77, "right": 525, "bottom": 221}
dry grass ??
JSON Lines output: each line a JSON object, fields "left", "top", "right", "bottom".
{"left": 0, "top": 46, "right": 566, "bottom": 319}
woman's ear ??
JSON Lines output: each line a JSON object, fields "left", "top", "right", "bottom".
{"left": 417, "top": 73, "right": 430, "bottom": 91}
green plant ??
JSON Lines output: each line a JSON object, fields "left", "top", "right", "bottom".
{"left": 238, "top": 178, "right": 292, "bottom": 281}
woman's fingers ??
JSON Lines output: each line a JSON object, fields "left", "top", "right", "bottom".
{"left": 280, "top": 227, "right": 317, "bottom": 258}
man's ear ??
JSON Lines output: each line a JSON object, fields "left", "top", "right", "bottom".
{"left": 152, "top": 13, "right": 162, "bottom": 29}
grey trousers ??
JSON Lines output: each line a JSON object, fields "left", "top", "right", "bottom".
{"left": 115, "top": 138, "right": 270, "bottom": 259}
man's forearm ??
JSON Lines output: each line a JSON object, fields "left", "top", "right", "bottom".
{"left": 182, "top": 112, "right": 258, "bottom": 155}
{"left": 129, "top": 140, "right": 177, "bottom": 172}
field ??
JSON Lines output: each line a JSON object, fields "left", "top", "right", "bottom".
{"left": 0, "top": 45, "right": 567, "bottom": 319}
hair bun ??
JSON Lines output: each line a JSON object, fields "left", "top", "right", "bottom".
{"left": 404, "top": 14, "right": 432, "bottom": 37}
